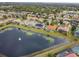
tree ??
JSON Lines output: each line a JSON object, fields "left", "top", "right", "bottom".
{"left": 21, "top": 15, "right": 27, "bottom": 20}
{"left": 3, "top": 15, "right": 7, "bottom": 19}
{"left": 47, "top": 53, "right": 53, "bottom": 57}
{"left": 71, "top": 26, "right": 76, "bottom": 35}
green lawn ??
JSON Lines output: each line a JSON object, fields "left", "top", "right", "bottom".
{"left": 0, "top": 24, "right": 78, "bottom": 42}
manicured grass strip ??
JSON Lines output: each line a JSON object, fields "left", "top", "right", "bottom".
{"left": 0, "top": 24, "right": 78, "bottom": 41}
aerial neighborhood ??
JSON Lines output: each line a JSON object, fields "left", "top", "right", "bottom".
{"left": 0, "top": 3, "right": 79, "bottom": 57}
{"left": 0, "top": 9, "right": 79, "bottom": 37}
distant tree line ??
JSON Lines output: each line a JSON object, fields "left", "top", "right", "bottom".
{"left": 0, "top": 5, "right": 79, "bottom": 14}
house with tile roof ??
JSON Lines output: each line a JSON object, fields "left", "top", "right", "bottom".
{"left": 57, "top": 24, "right": 71, "bottom": 33}
{"left": 65, "top": 53, "right": 77, "bottom": 57}
{"left": 46, "top": 25, "right": 58, "bottom": 31}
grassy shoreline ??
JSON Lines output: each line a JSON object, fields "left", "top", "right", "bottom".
{"left": 0, "top": 24, "right": 77, "bottom": 42}
{"left": 0, "top": 24, "right": 78, "bottom": 57}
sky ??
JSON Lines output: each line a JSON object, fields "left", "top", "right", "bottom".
{"left": 0, "top": 0, "right": 78, "bottom": 3}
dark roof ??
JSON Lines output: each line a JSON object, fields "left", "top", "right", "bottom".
{"left": 35, "top": 24, "right": 43, "bottom": 27}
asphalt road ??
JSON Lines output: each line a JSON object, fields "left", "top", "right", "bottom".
{"left": 32, "top": 42, "right": 77, "bottom": 57}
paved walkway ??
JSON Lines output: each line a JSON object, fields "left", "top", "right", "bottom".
{"left": 24, "top": 42, "right": 76, "bottom": 57}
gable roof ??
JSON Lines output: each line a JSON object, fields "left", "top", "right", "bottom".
{"left": 47, "top": 25, "right": 58, "bottom": 30}
{"left": 57, "top": 25, "right": 69, "bottom": 32}
{"left": 72, "top": 46, "right": 79, "bottom": 54}
{"left": 65, "top": 53, "right": 77, "bottom": 57}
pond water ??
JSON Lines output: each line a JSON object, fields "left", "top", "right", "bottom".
{"left": 0, "top": 28, "right": 69, "bottom": 57}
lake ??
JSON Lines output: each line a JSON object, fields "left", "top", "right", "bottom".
{"left": 0, "top": 28, "right": 69, "bottom": 57}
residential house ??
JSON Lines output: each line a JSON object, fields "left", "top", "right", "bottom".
{"left": 27, "top": 14, "right": 32, "bottom": 20}
{"left": 56, "top": 48, "right": 77, "bottom": 57}
{"left": 12, "top": 19, "right": 22, "bottom": 25}
{"left": 65, "top": 53, "right": 77, "bottom": 57}
{"left": 57, "top": 25, "right": 71, "bottom": 34}
{"left": 35, "top": 23, "right": 45, "bottom": 29}
{"left": 47, "top": 18, "right": 52, "bottom": 25}
{"left": 0, "top": 20, "right": 4, "bottom": 24}
{"left": 31, "top": 16, "right": 38, "bottom": 21}
{"left": 74, "top": 27, "right": 79, "bottom": 37}
{"left": 24, "top": 20, "right": 37, "bottom": 27}
{"left": 48, "top": 14, "right": 54, "bottom": 19}
{"left": 71, "top": 45, "right": 79, "bottom": 55}
{"left": 63, "top": 20, "right": 70, "bottom": 25}
{"left": 56, "top": 49, "right": 72, "bottom": 57}
{"left": 37, "top": 18, "right": 45, "bottom": 23}
{"left": 46, "top": 25, "right": 58, "bottom": 31}
{"left": 0, "top": 15, "right": 3, "bottom": 19}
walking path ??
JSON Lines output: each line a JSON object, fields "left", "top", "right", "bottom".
{"left": 32, "top": 42, "right": 76, "bottom": 57}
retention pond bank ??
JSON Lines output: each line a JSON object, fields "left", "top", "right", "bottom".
{"left": 0, "top": 28, "right": 69, "bottom": 57}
